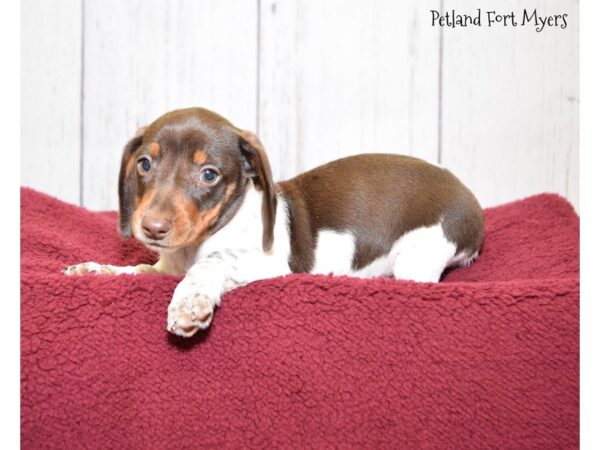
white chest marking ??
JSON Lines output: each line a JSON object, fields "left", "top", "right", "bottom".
{"left": 194, "top": 188, "right": 292, "bottom": 284}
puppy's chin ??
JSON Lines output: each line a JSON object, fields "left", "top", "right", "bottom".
{"left": 130, "top": 229, "right": 171, "bottom": 253}
{"left": 146, "top": 242, "right": 173, "bottom": 253}
{"left": 132, "top": 228, "right": 204, "bottom": 254}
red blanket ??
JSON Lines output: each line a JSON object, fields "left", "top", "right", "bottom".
{"left": 21, "top": 188, "right": 579, "bottom": 449}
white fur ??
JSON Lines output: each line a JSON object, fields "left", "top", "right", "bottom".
{"left": 311, "top": 230, "right": 356, "bottom": 275}
{"left": 389, "top": 224, "right": 457, "bottom": 282}
{"left": 309, "top": 223, "right": 463, "bottom": 283}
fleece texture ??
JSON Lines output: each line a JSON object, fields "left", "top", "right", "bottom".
{"left": 21, "top": 187, "right": 579, "bottom": 449}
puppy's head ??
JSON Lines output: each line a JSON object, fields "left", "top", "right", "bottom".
{"left": 118, "top": 107, "right": 276, "bottom": 252}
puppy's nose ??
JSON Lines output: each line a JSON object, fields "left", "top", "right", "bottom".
{"left": 141, "top": 216, "right": 172, "bottom": 240}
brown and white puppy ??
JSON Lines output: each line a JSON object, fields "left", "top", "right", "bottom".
{"left": 65, "top": 107, "right": 484, "bottom": 337}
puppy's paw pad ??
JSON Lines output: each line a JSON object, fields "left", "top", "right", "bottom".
{"left": 167, "top": 289, "right": 215, "bottom": 337}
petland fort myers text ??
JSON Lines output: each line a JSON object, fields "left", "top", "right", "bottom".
{"left": 431, "top": 9, "right": 568, "bottom": 32}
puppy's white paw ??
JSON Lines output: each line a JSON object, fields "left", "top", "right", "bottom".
{"left": 63, "top": 262, "right": 118, "bottom": 276}
{"left": 167, "top": 280, "right": 216, "bottom": 337}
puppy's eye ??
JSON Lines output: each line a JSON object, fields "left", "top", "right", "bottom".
{"left": 138, "top": 157, "right": 152, "bottom": 173}
{"left": 200, "top": 168, "right": 220, "bottom": 184}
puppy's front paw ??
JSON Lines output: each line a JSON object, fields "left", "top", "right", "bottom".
{"left": 167, "top": 281, "right": 216, "bottom": 337}
{"left": 63, "top": 262, "right": 117, "bottom": 276}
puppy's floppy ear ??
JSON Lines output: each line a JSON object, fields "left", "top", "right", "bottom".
{"left": 118, "top": 127, "right": 145, "bottom": 237}
{"left": 237, "top": 129, "right": 277, "bottom": 252}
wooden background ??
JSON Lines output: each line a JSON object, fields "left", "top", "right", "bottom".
{"left": 21, "top": 0, "right": 579, "bottom": 211}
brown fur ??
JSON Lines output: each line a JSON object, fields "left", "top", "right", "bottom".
{"left": 236, "top": 129, "right": 277, "bottom": 251}
{"left": 130, "top": 188, "right": 155, "bottom": 237}
{"left": 124, "top": 155, "right": 136, "bottom": 177}
{"left": 277, "top": 154, "right": 484, "bottom": 272}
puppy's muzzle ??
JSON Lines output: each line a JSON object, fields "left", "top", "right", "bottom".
{"left": 141, "top": 215, "right": 172, "bottom": 241}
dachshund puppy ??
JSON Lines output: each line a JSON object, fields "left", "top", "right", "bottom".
{"left": 65, "top": 107, "right": 484, "bottom": 337}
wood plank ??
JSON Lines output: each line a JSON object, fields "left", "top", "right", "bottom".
{"left": 258, "top": 0, "right": 442, "bottom": 182}
{"left": 82, "top": 0, "right": 258, "bottom": 210}
{"left": 21, "top": 0, "right": 82, "bottom": 205}
{"left": 440, "top": 0, "right": 579, "bottom": 210}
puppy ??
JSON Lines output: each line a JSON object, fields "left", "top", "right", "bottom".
{"left": 65, "top": 107, "right": 484, "bottom": 337}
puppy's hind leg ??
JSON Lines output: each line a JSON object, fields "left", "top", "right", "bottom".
{"left": 391, "top": 224, "right": 457, "bottom": 283}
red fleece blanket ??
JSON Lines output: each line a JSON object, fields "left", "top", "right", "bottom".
{"left": 21, "top": 188, "right": 579, "bottom": 449}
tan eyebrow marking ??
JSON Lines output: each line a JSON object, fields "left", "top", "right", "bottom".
{"left": 193, "top": 149, "right": 208, "bottom": 165}
{"left": 149, "top": 143, "right": 160, "bottom": 158}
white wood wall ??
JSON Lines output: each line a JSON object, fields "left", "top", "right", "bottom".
{"left": 21, "top": 0, "right": 579, "bottom": 211}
